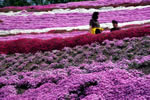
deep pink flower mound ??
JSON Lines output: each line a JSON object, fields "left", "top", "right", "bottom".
{"left": 0, "top": 25, "right": 150, "bottom": 54}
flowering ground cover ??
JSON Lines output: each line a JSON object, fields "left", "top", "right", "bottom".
{"left": 1, "top": 19, "right": 150, "bottom": 36}
{"left": 0, "top": 0, "right": 150, "bottom": 12}
{"left": 1, "top": 5, "right": 150, "bottom": 16}
{"left": 0, "top": 7, "right": 150, "bottom": 30}
{"left": 0, "top": 25, "right": 149, "bottom": 54}
{"left": 0, "top": 30, "right": 88, "bottom": 41}
{"left": 0, "top": 1, "right": 150, "bottom": 100}
{"left": 0, "top": 35, "right": 150, "bottom": 99}
{"left": 0, "top": 23, "right": 149, "bottom": 41}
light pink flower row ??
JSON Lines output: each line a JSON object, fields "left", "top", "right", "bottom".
{"left": 0, "top": 0, "right": 150, "bottom": 11}
{"left": 0, "top": 7, "right": 150, "bottom": 30}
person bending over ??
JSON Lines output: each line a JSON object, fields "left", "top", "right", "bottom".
{"left": 110, "top": 20, "right": 120, "bottom": 32}
{"left": 89, "top": 12, "right": 104, "bottom": 34}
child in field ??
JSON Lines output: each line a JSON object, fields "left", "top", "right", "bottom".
{"left": 89, "top": 12, "right": 104, "bottom": 34}
{"left": 110, "top": 20, "right": 120, "bottom": 32}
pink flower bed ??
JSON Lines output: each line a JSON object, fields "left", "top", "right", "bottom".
{"left": 0, "top": 25, "right": 149, "bottom": 54}
{"left": 0, "top": 31, "right": 88, "bottom": 41}
{"left": 1, "top": 68, "right": 150, "bottom": 100}
{"left": 0, "top": 35, "right": 150, "bottom": 99}
{"left": 0, "top": 7, "right": 150, "bottom": 30}
{"left": 0, "top": 0, "right": 150, "bottom": 12}
{"left": 1, "top": 1, "right": 150, "bottom": 100}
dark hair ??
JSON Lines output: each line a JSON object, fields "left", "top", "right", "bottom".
{"left": 92, "top": 12, "right": 99, "bottom": 20}
{"left": 112, "top": 20, "right": 118, "bottom": 24}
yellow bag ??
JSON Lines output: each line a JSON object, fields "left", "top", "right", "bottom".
{"left": 91, "top": 27, "right": 104, "bottom": 34}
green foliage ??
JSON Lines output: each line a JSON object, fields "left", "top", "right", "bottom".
{"left": 3, "top": 0, "right": 30, "bottom": 6}
{"left": 0, "top": 0, "right": 89, "bottom": 7}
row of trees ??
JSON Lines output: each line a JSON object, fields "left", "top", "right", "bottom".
{"left": 0, "top": 0, "right": 88, "bottom": 7}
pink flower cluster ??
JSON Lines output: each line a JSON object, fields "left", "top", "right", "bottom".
{"left": 1, "top": 68, "right": 150, "bottom": 100}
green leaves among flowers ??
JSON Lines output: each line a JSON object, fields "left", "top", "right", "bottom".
{"left": 0, "top": 0, "right": 88, "bottom": 7}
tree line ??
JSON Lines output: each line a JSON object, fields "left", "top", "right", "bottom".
{"left": 0, "top": 0, "right": 90, "bottom": 7}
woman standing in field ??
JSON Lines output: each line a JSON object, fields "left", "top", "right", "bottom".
{"left": 89, "top": 12, "right": 104, "bottom": 34}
